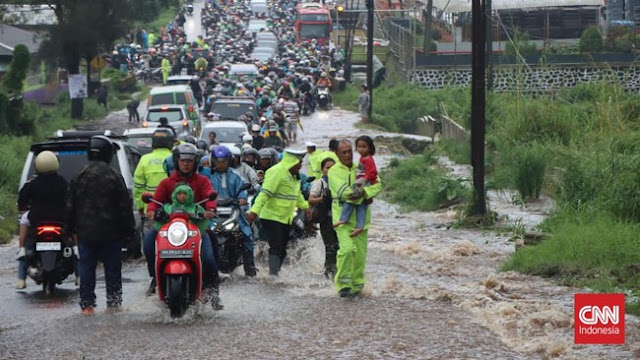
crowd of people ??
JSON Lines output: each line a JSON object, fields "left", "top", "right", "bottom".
{"left": 16, "top": 0, "right": 381, "bottom": 315}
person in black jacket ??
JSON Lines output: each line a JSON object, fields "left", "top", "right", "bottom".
{"left": 67, "top": 136, "right": 136, "bottom": 315}
{"left": 16, "top": 151, "right": 70, "bottom": 289}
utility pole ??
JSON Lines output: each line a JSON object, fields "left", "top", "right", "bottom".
{"left": 485, "top": 0, "right": 493, "bottom": 90}
{"left": 423, "top": 0, "right": 433, "bottom": 56}
{"left": 471, "top": 0, "right": 487, "bottom": 215}
{"left": 366, "top": 0, "right": 374, "bottom": 120}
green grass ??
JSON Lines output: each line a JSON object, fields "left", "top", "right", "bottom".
{"left": 141, "top": 5, "right": 181, "bottom": 35}
{"left": 332, "top": 83, "right": 360, "bottom": 112}
{"left": 502, "top": 210, "right": 640, "bottom": 315}
{"left": 381, "top": 151, "right": 471, "bottom": 212}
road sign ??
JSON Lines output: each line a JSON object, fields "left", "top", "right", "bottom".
{"left": 90, "top": 56, "right": 106, "bottom": 70}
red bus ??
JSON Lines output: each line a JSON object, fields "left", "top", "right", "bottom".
{"left": 295, "top": 3, "right": 332, "bottom": 44}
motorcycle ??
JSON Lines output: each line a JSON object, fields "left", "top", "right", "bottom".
{"left": 211, "top": 184, "right": 252, "bottom": 274}
{"left": 186, "top": 4, "right": 194, "bottom": 15}
{"left": 316, "top": 86, "right": 331, "bottom": 110}
{"left": 25, "top": 222, "right": 76, "bottom": 295}
{"left": 141, "top": 191, "right": 216, "bottom": 318}
{"left": 299, "top": 92, "right": 312, "bottom": 116}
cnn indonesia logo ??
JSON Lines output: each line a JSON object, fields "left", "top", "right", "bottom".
{"left": 574, "top": 293, "right": 625, "bottom": 344}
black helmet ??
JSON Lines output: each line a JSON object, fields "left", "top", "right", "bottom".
{"left": 184, "top": 136, "right": 198, "bottom": 145}
{"left": 88, "top": 135, "right": 115, "bottom": 164}
{"left": 195, "top": 139, "right": 209, "bottom": 151}
{"left": 172, "top": 143, "right": 200, "bottom": 176}
{"left": 152, "top": 129, "right": 175, "bottom": 149}
{"left": 242, "top": 147, "right": 258, "bottom": 158}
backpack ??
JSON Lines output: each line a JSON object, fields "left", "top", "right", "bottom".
{"left": 310, "top": 179, "right": 332, "bottom": 224}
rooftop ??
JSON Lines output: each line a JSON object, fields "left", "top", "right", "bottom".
{"left": 0, "top": 23, "right": 41, "bottom": 56}
{"left": 432, "top": 0, "right": 604, "bottom": 13}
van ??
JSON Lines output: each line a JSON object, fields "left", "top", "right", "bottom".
{"left": 146, "top": 85, "right": 198, "bottom": 121}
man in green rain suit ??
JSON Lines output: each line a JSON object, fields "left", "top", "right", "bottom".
{"left": 247, "top": 149, "right": 310, "bottom": 276}
{"left": 328, "top": 140, "right": 381, "bottom": 298}
{"left": 161, "top": 55, "right": 171, "bottom": 85}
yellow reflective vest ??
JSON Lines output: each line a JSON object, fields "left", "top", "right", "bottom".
{"left": 133, "top": 148, "right": 172, "bottom": 210}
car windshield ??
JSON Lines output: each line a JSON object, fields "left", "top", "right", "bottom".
{"left": 299, "top": 24, "right": 330, "bottom": 39}
{"left": 27, "top": 147, "right": 120, "bottom": 181}
{"left": 126, "top": 135, "right": 153, "bottom": 148}
{"left": 212, "top": 103, "right": 255, "bottom": 120}
{"left": 249, "top": 21, "right": 268, "bottom": 31}
{"left": 147, "top": 110, "right": 183, "bottom": 122}
{"left": 202, "top": 127, "right": 246, "bottom": 143}
{"left": 150, "top": 92, "right": 187, "bottom": 106}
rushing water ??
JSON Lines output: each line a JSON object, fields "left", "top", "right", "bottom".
{"left": 0, "top": 2, "right": 637, "bottom": 358}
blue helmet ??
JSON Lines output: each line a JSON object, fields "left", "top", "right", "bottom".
{"left": 211, "top": 145, "right": 232, "bottom": 162}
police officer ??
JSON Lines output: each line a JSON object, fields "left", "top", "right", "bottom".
{"left": 67, "top": 136, "right": 136, "bottom": 315}
{"left": 133, "top": 129, "right": 174, "bottom": 222}
{"left": 247, "top": 149, "right": 310, "bottom": 275}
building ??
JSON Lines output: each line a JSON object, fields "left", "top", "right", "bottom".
{"left": 0, "top": 23, "right": 41, "bottom": 75}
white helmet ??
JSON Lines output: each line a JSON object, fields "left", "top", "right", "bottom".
{"left": 34, "top": 150, "right": 59, "bottom": 174}
{"left": 242, "top": 134, "right": 253, "bottom": 143}
{"left": 230, "top": 146, "right": 241, "bottom": 157}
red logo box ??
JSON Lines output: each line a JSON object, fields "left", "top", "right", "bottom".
{"left": 574, "top": 293, "right": 625, "bottom": 344}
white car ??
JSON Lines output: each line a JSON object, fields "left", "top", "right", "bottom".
{"left": 247, "top": 19, "right": 268, "bottom": 32}
{"left": 200, "top": 121, "right": 249, "bottom": 150}
{"left": 123, "top": 127, "right": 159, "bottom": 155}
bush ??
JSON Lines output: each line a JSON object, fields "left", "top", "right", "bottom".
{"left": 381, "top": 152, "right": 470, "bottom": 211}
{"left": 505, "top": 29, "right": 537, "bottom": 58}
{"left": 579, "top": 26, "right": 603, "bottom": 53}
{"left": 502, "top": 210, "right": 640, "bottom": 313}
{"left": 512, "top": 144, "right": 547, "bottom": 199}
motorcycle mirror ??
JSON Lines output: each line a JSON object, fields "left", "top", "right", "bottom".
{"left": 141, "top": 193, "right": 153, "bottom": 203}
{"left": 305, "top": 176, "right": 316, "bottom": 183}
{"left": 208, "top": 192, "right": 217, "bottom": 201}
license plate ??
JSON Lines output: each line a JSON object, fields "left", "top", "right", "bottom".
{"left": 159, "top": 249, "right": 194, "bottom": 259}
{"left": 217, "top": 207, "right": 232, "bottom": 215}
{"left": 36, "top": 242, "right": 61, "bottom": 251}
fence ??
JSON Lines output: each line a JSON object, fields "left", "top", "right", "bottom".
{"left": 416, "top": 115, "right": 469, "bottom": 143}
{"left": 386, "top": 18, "right": 415, "bottom": 75}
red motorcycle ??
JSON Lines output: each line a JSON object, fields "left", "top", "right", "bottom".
{"left": 142, "top": 192, "right": 215, "bottom": 318}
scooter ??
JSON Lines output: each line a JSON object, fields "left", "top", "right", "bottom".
{"left": 25, "top": 222, "right": 76, "bottom": 295}
{"left": 211, "top": 184, "right": 252, "bottom": 274}
{"left": 186, "top": 4, "right": 194, "bottom": 15}
{"left": 142, "top": 191, "right": 216, "bottom": 318}
{"left": 316, "top": 86, "right": 331, "bottom": 110}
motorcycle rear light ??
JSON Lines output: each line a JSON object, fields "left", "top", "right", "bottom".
{"left": 37, "top": 226, "right": 61, "bottom": 236}
{"left": 159, "top": 231, "right": 168, "bottom": 238}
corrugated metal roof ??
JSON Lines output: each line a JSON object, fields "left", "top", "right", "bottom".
{"left": 0, "top": 23, "right": 41, "bottom": 54}
{"left": 433, "top": 0, "right": 604, "bottom": 13}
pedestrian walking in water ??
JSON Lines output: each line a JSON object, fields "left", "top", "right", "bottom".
{"left": 127, "top": 99, "right": 140, "bottom": 123}
{"left": 67, "top": 136, "right": 135, "bottom": 315}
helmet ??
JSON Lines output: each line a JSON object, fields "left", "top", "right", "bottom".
{"left": 196, "top": 139, "right": 209, "bottom": 151}
{"left": 172, "top": 143, "right": 200, "bottom": 175}
{"left": 211, "top": 145, "right": 232, "bottom": 162}
{"left": 242, "top": 134, "right": 253, "bottom": 143}
{"left": 251, "top": 124, "right": 261, "bottom": 132}
{"left": 184, "top": 136, "right": 198, "bottom": 145}
{"left": 151, "top": 129, "right": 175, "bottom": 149}
{"left": 242, "top": 147, "right": 258, "bottom": 158}
{"left": 229, "top": 146, "right": 241, "bottom": 158}
{"left": 34, "top": 150, "right": 59, "bottom": 174}
{"left": 258, "top": 148, "right": 273, "bottom": 160}
{"left": 88, "top": 135, "right": 115, "bottom": 164}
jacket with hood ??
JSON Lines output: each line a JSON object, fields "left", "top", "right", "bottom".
{"left": 306, "top": 149, "right": 327, "bottom": 179}
{"left": 148, "top": 170, "right": 217, "bottom": 214}
{"left": 250, "top": 152, "right": 309, "bottom": 225}
{"left": 327, "top": 160, "right": 382, "bottom": 231}
{"left": 156, "top": 183, "right": 208, "bottom": 233}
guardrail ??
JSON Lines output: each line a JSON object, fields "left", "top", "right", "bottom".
{"left": 417, "top": 115, "right": 469, "bottom": 143}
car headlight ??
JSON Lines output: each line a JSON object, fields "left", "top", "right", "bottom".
{"left": 142, "top": 121, "right": 148, "bottom": 128}
{"left": 167, "top": 222, "right": 188, "bottom": 247}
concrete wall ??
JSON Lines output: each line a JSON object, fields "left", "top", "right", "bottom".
{"left": 416, "top": 115, "right": 469, "bottom": 144}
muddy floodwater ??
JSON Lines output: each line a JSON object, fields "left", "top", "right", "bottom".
{"left": 1, "top": 3, "right": 638, "bottom": 358}
{"left": 0, "top": 106, "right": 637, "bottom": 359}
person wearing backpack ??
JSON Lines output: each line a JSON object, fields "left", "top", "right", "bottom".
{"left": 308, "top": 157, "right": 338, "bottom": 278}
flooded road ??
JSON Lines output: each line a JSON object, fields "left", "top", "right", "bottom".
{"left": 1, "top": 4, "right": 638, "bottom": 359}
{"left": 0, "top": 106, "right": 637, "bottom": 359}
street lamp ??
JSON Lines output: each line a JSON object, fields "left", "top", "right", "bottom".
{"left": 336, "top": 5, "right": 344, "bottom": 46}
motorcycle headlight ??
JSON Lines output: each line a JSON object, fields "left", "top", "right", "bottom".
{"left": 167, "top": 222, "right": 188, "bottom": 247}
{"left": 224, "top": 222, "right": 235, "bottom": 231}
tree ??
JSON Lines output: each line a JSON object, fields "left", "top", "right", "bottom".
{"left": 579, "top": 26, "right": 603, "bottom": 53}
{"left": 0, "top": 45, "right": 33, "bottom": 135}
{"left": 25, "top": 1, "right": 140, "bottom": 118}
